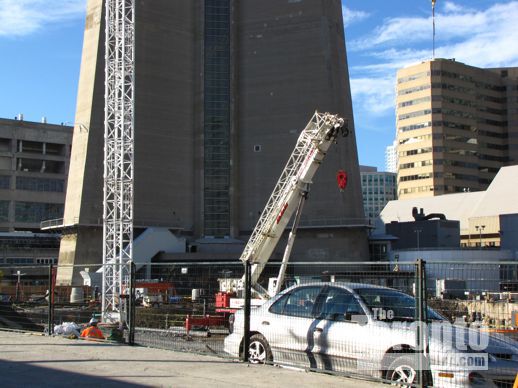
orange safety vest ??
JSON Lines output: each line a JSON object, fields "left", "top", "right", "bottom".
{"left": 80, "top": 326, "right": 105, "bottom": 339}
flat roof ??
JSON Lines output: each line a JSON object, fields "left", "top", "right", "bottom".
{"left": 380, "top": 165, "right": 518, "bottom": 230}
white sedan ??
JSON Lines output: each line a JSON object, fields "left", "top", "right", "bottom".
{"left": 224, "top": 282, "right": 518, "bottom": 387}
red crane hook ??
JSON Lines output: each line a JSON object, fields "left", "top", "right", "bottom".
{"left": 336, "top": 170, "right": 348, "bottom": 192}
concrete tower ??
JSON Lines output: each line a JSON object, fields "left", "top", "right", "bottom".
{"left": 57, "top": 0, "right": 369, "bottom": 285}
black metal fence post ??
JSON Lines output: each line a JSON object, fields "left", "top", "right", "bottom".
{"left": 242, "top": 260, "right": 251, "bottom": 362}
{"left": 47, "top": 263, "right": 53, "bottom": 335}
{"left": 415, "top": 259, "right": 428, "bottom": 387}
{"left": 128, "top": 261, "right": 136, "bottom": 345}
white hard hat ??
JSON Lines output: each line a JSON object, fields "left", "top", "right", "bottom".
{"left": 89, "top": 318, "right": 98, "bottom": 325}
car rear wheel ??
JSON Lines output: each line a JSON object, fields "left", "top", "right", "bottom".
{"left": 386, "top": 355, "right": 418, "bottom": 386}
{"left": 248, "top": 334, "right": 273, "bottom": 364}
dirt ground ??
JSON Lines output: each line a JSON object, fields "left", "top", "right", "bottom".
{"left": 0, "top": 330, "right": 383, "bottom": 388}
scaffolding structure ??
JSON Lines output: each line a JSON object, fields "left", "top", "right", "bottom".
{"left": 102, "top": 0, "right": 135, "bottom": 322}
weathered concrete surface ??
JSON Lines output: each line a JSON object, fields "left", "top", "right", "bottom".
{"left": 0, "top": 331, "right": 382, "bottom": 388}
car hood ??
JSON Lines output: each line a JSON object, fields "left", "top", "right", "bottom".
{"left": 428, "top": 323, "right": 518, "bottom": 355}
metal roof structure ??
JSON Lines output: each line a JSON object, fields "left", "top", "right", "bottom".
{"left": 380, "top": 165, "right": 518, "bottom": 232}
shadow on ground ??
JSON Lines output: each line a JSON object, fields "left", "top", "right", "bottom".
{"left": 0, "top": 359, "right": 148, "bottom": 388}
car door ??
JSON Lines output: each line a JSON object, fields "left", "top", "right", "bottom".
{"left": 263, "top": 285, "right": 323, "bottom": 368}
{"left": 312, "top": 287, "right": 370, "bottom": 373}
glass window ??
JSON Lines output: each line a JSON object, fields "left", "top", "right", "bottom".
{"left": 269, "top": 286, "right": 322, "bottom": 318}
{"left": 203, "top": 0, "right": 231, "bottom": 237}
{"left": 320, "top": 287, "right": 365, "bottom": 321}
{"left": 356, "top": 288, "right": 443, "bottom": 321}
{"left": 45, "top": 143, "right": 65, "bottom": 156}
{"left": 16, "top": 177, "right": 64, "bottom": 192}
{"left": 0, "top": 200, "right": 9, "bottom": 222}
{"left": 15, "top": 202, "right": 64, "bottom": 223}
{"left": 18, "top": 140, "right": 43, "bottom": 154}
{"left": 0, "top": 176, "right": 10, "bottom": 189}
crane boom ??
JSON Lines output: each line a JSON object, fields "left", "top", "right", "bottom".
{"left": 240, "top": 111, "right": 348, "bottom": 295}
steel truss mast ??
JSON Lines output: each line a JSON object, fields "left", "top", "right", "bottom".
{"left": 102, "top": 0, "right": 135, "bottom": 322}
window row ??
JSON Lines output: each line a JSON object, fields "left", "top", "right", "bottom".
{"left": 399, "top": 172, "right": 437, "bottom": 182}
{"left": 399, "top": 186, "right": 436, "bottom": 195}
{"left": 434, "top": 159, "right": 478, "bottom": 169}
{"left": 360, "top": 175, "right": 396, "bottom": 183}
{"left": 16, "top": 177, "right": 65, "bottom": 192}
{"left": 397, "top": 71, "right": 430, "bottom": 84}
{"left": 397, "top": 96, "right": 431, "bottom": 108}
{"left": 17, "top": 158, "right": 65, "bottom": 174}
{"left": 398, "top": 84, "right": 431, "bottom": 95}
{"left": 430, "top": 70, "right": 506, "bottom": 92}
{"left": 398, "top": 121, "right": 432, "bottom": 132}
{"left": 399, "top": 147, "right": 433, "bottom": 156}
{"left": 398, "top": 109, "right": 434, "bottom": 121}
{"left": 400, "top": 160, "right": 433, "bottom": 169}
{"left": 14, "top": 202, "right": 64, "bottom": 223}
{"left": 399, "top": 134, "right": 433, "bottom": 145}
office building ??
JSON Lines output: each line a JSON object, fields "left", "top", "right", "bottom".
{"left": 396, "top": 59, "right": 518, "bottom": 199}
{"left": 56, "top": 0, "right": 369, "bottom": 285}
{"left": 360, "top": 166, "right": 397, "bottom": 224}
{"left": 0, "top": 117, "right": 70, "bottom": 275}
{"left": 385, "top": 140, "right": 398, "bottom": 173}
{"left": 0, "top": 117, "right": 72, "bottom": 232}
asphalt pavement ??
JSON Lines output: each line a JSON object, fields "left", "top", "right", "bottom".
{"left": 0, "top": 330, "right": 384, "bottom": 387}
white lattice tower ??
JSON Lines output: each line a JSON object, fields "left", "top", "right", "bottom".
{"left": 102, "top": 0, "right": 135, "bottom": 322}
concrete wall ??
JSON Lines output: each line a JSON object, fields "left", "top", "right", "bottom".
{"left": 58, "top": 0, "right": 369, "bottom": 284}
{"left": 235, "top": 0, "right": 365, "bottom": 232}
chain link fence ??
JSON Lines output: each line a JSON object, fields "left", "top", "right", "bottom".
{"left": 1, "top": 260, "right": 517, "bottom": 387}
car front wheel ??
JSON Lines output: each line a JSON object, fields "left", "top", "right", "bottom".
{"left": 248, "top": 334, "right": 273, "bottom": 364}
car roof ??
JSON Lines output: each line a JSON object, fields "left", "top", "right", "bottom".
{"left": 284, "top": 281, "right": 397, "bottom": 293}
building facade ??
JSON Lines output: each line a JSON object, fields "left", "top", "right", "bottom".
{"left": 57, "top": 0, "right": 369, "bottom": 285}
{"left": 381, "top": 165, "right": 518, "bottom": 249}
{"left": 384, "top": 140, "right": 398, "bottom": 173}
{"left": 396, "top": 59, "right": 518, "bottom": 199}
{"left": 360, "top": 166, "right": 397, "bottom": 224}
{"left": 0, "top": 118, "right": 72, "bottom": 232}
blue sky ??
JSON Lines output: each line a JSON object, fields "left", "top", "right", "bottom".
{"left": 1, "top": 1, "right": 517, "bottom": 170}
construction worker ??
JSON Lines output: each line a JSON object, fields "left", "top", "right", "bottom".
{"left": 80, "top": 318, "right": 105, "bottom": 340}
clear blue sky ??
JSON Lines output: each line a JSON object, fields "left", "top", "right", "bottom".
{"left": 1, "top": 0, "right": 517, "bottom": 170}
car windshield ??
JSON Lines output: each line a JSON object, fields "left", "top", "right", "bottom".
{"left": 354, "top": 288, "right": 444, "bottom": 322}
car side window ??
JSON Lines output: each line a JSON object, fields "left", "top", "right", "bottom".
{"left": 269, "top": 286, "right": 321, "bottom": 318}
{"left": 320, "top": 288, "right": 365, "bottom": 322}
{"left": 269, "top": 293, "right": 289, "bottom": 315}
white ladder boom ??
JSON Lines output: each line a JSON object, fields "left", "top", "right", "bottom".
{"left": 240, "top": 111, "right": 348, "bottom": 292}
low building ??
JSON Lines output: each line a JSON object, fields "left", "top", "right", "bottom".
{"left": 380, "top": 165, "right": 518, "bottom": 249}
{"left": 386, "top": 218, "right": 460, "bottom": 250}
